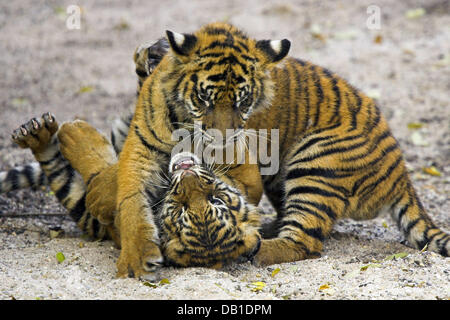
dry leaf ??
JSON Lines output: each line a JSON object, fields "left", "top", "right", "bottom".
{"left": 422, "top": 166, "right": 441, "bottom": 177}
{"left": 360, "top": 263, "right": 382, "bottom": 271}
{"left": 385, "top": 252, "right": 409, "bottom": 261}
{"left": 405, "top": 8, "right": 426, "bottom": 19}
{"left": 373, "top": 34, "right": 383, "bottom": 44}
{"left": 159, "top": 278, "right": 170, "bottom": 285}
{"left": 78, "top": 86, "right": 94, "bottom": 93}
{"left": 271, "top": 268, "right": 280, "bottom": 278}
{"left": 250, "top": 281, "right": 266, "bottom": 292}
{"left": 318, "top": 284, "right": 330, "bottom": 291}
{"left": 143, "top": 282, "right": 158, "bottom": 288}
{"left": 407, "top": 122, "right": 424, "bottom": 129}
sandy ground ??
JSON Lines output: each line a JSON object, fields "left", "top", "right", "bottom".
{"left": 0, "top": 0, "right": 449, "bottom": 300}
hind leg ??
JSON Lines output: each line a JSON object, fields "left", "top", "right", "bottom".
{"left": 58, "top": 121, "right": 119, "bottom": 227}
{"left": 11, "top": 113, "right": 112, "bottom": 240}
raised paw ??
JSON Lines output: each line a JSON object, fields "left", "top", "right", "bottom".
{"left": 11, "top": 112, "right": 58, "bottom": 153}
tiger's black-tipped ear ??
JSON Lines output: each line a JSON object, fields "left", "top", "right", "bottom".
{"left": 166, "top": 30, "right": 197, "bottom": 57}
{"left": 255, "top": 39, "right": 290, "bottom": 65}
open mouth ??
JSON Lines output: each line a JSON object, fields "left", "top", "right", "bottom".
{"left": 169, "top": 152, "right": 201, "bottom": 175}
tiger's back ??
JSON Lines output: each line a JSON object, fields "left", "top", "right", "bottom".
{"left": 248, "top": 57, "right": 449, "bottom": 258}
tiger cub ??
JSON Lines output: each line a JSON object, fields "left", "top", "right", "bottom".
{"left": 105, "top": 22, "right": 449, "bottom": 277}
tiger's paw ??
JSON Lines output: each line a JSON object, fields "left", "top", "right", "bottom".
{"left": 251, "top": 238, "right": 309, "bottom": 266}
{"left": 116, "top": 240, "right": 164, "bottom": 281}
{"left": 11, "top": 112, "right": 58, "bottom": 153}
{"left": 58, "top": 120, "right": 117, "bottom": 183}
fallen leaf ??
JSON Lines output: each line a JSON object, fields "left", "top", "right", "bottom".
{"left": 271, "top": 268, "right": 280, "bottom": 278}
{"left": 250, "top": 281, "right": 266, "bottom": 292}
{"left": 422, "top": 166, "right": 441, "bottom": 177}
{"left": 405, "top": 8, "right": 426, "bottom": 19}
{"left": 360, "top": 263, "right": 382, "bottom": 271}
{"left": 385, "top": 252, "right": 409, "bottom": 261}
{"left": 407, "top": 122, "right": 424, "bottom": 129}
{"left": 56, "top": 252, "right": 65, "bottom": 263}
{"left": 114, "top": 19, "right": 130, "bottom": 31}
{"left": 78, "top": 86, "right": 94, "bottom": 93}
{"left": 143, "top": 282, "right": 158, "bottom": 288}
{"left": 11, "top": 97, "right": 29, "bottom": 107}
{"left": 382, "top": 221, "right": 388, "bottom": 228}
{"left": 333, "top": 29, "right": 359, "bottom": 41}
{"left": 78, "top": 242, "right": 85, "bottom": 248}
{"left": 318, "top": 284, "right": 330, "bottom": 291}
{"left": 373, "top": 34, "right": 383, "bottom": 44}
{"left": 159, "top": 278, "right": 170, "bottom": 285}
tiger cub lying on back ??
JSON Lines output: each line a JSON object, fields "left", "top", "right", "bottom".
{"left": 3, "top": 23, "right": 449, "bottom": 279}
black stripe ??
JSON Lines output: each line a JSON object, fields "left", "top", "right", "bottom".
{"left": 358, "top": 156, "right": 403, "bottom": 197}
{"left": 22, "top": 164, "right": 35, "bottom": 187}
{"left": 290, "top": 139, "right": 368, "bottom": 166}
{"left": 38, "top": 152, "right": 61, "bottom": 166}
{"left": 285, "top": 203, "right": 326, "bottom": 221}
{"left": 286, "top": 186, "right": 349, "bottom": 206}
{"left": 289, "top": 135, "right": 336, "bottom": 160}
{"left": 68, "top": 194, "right": 86, "bottom": 222}
{"left": 311, "top": 66, "right": 324, "bottom": 126}
{"left": 55, "top": 168, "right": 75, "bottom": 201}
{"left": 134, "top": 126, "right": 169, "bottom": 156}
{"left": 47, "top": 164, "right": 72, "bottom": 184}
{"left": 6, "top": 169, "right": 20, "bottom": 190}
{"left": 288, "top": 199, "right": 337, "bottom": 220}
{"left": 281, "top": 220, "right": 325, "bottom": 241}
{"left": 286, "top": 167, "right": 351, "bottom": 180}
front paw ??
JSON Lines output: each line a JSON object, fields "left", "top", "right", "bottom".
{"left": 116, "top": 240, "right": 164, "bottom": 281}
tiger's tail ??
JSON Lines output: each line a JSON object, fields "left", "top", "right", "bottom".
{"left": 391, "top": 181, "right": 449, "bottom": 256}
{"left": 0, "top": 162, "right": 47, "bottom": 193}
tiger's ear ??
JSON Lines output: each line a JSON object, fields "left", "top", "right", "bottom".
{"left": 255, "top": 39, "right": 290, "bottom": 66}
{"left": 166, "top": 30, "right": 197, "bottom": 60}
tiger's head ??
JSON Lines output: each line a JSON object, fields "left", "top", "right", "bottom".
{"left": 163, "top": 22, "right": 290, "bottom": 141}
{"left": 158, "top": 152, "right": 262, "bottom": 268}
